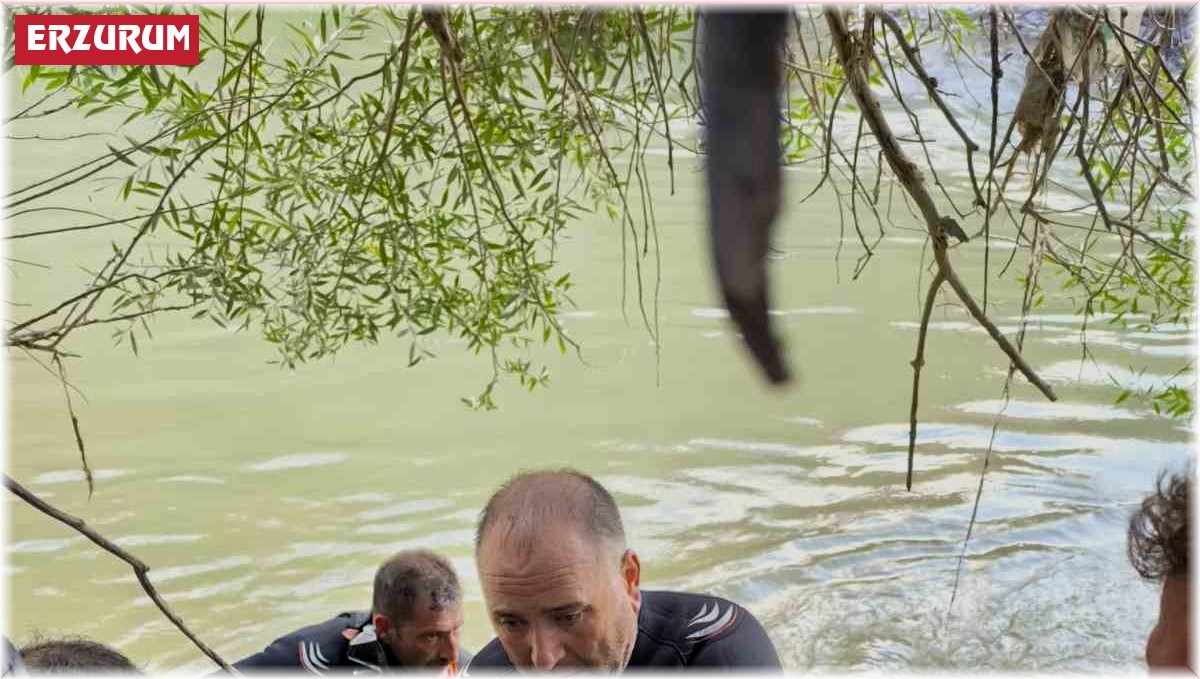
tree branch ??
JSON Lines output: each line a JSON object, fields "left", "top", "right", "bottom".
{"left": 4, "top": 474, "right": 235, "bottom": 672}
{"left": 825, "top": 7, "right": 1057, "bottom": 489}
{"left": 874, "top": 8, "right": 985, "bottom": 207}
{"left": 908, "top": 272, "right": 944, "bottom": 490}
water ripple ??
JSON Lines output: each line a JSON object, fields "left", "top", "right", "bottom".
{"left": 32, "top": 468, "right": 127, "bottom": 485}
{"left": 955, "top": 400, "right": 1141, "bottom": 421}
{"left": 246, "top": 453, "right": 348, "bottom": 472}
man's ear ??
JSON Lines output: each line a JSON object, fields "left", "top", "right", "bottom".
{"left": 372, "top": 612, "right": 394, "bottom": 640}
{"left": 620, "top": 549, "right": 642, "bottom": 612}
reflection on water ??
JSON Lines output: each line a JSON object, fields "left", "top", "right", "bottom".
{"left": 95, "top": 555, "right": 253, "bottom": 585}
{"left": 1037, "top": 360, "right": 1189, "bottom": 392}
{"left": 32, "top": 468, "right": 127, "bottom": 485}
{"left": 245, "top": 453, "right": 349, "bottom": 472}
{"left": 693, "top": 306, "right": 861, "bottom": 320}
{"left": 160, "top": 475, "right": 226, "bottom": 485}
{"left": 113, "top": 534, "right": 205, "bottom": 547}
{"left": 9, "top": 538, "right": 79, "bottom": 554}
{"left": 843, "top": 421, "right": 1184, "bottom": 457}
{"left": 955, "top": 399, "right": 1143, "bottom": 421}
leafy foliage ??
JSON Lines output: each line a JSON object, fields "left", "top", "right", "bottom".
{"left": 5, "top": 6, "right": 1192, "bottom": 414}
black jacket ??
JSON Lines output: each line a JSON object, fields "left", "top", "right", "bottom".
{"left": 463, "top": 590, "right": 781, "bottom": 672}
{"left": 234, "top": 611, "right": 473, "bottom": 674}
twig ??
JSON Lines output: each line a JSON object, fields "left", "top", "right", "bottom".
{"left": 824, "top": 7, "right": 1057, "bottom": 489}
{"left": 907, "top": 272, "right": 944, "bottom": 490}
{"left": 44, "top": 304, "right": 196, "bottom": 337}
{"left": 538, "top": 9, "right": 655, "bottom": 346}
{"left": 984, "top": 6, "right": 1000, "bottom": 311}
{"left": 870, "top": 30, "right": 966, "bottom": 220}
{"left": 4, "top": 475, "right": 236, "bottom": 672}
{"left": 875, "top": 8, "right": 985, "bottom": 207}
{"left": 1072, "top": 35, "right": 1114, "bottom": 233}
{"left": 798, "top": 81, "right": 846, "bottom": 204}
{"left": 44, "top": 27, "right": 324, "bottom": 353}
{"left": 1023, "top": 207, "right": 1188, "bottom": 262}
{"left": 941, "top": 269, "right": 1057, "bottom": 398}
{"left": 4, "top": 87, "right": 77, "bottom": 125}
{"left": 50, "top": 353, "right": 92, "bottom": 498}
{"left": 950, "top": 216, "right": 1045, "bottom": 615}
{"left": 8, "top": 268, "right": 196, "bottom": 337}
{"left": 634, "top": 9, "right": 675, "bottom": 196}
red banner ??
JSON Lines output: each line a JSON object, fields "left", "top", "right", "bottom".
{"left": 14, "top": 14, "right": 200, "bottom": 66}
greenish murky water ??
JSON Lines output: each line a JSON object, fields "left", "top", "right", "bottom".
{"left": 5, "top": 8, "right": 1193, "bottom": 673}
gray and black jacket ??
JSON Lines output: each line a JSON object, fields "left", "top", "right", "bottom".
{"left": 234, "top": 611, "right": 472, "bottom": 675}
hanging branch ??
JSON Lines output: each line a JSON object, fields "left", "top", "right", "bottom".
{"left": 4, "top": 475, "right": 236, "bottom": 673}
{"left": 983, "top": 5, "right": 1000, "bottom": 310}
{"left": 824, "top": 8, "right": 1058, "bottom": 490}
{"left": 907, "top": 271, "right": 945, "bottom": 489}
{"left": 874, "top": 8, "right": 985, "bottom": 208}
{"left": 634, "top": 8, "right": 676, "bottom": 196}
{"left": 49, "top": 353, "right": 93, "bottom": 498}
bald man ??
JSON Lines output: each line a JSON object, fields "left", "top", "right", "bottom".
{"left": 464, "top": 469, "right": 781, "bottom": 673}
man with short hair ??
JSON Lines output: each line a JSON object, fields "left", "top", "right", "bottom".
{"left": 235, "top": 549, "right": 471, "bottom": 674}
{"left": 465, "top": 469, "right": 781, "bottom": 672}
{"left": 1129, "top": 470, "right": 1191, "bottom": 671}
{"left": 18, "top": 637, "right": 139, "bottom": 674}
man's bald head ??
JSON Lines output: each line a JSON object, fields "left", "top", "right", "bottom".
{"left": 475, "top": 469, "right": 626, "bottom": 557}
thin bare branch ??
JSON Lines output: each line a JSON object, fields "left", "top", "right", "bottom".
{"left": 825, "top": 7, "right": 1057, "bottom": 488}
{"left": 907, "top": 272, "right": 944, "bottom": 490}
{"left": 4, "top": 474, "right": 236, "bottom": 672}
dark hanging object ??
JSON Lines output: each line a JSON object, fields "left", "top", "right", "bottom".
{"left": 702, "top": 10, "right": 791, "bottom": 385}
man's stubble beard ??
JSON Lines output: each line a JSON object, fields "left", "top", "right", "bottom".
{"left": 618, "top": 601, "right": 638, "bottom": 672}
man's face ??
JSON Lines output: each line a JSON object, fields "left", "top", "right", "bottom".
{"left": 478, "top": 523, "right": 642, "bottom": 672}
{"left": 376, "top": 600, "right": 464, "bottom": 670}
{"left": 1146, "top": 576, "right": 1191, "bottom": 671}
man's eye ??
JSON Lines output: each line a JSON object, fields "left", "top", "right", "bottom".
{"left": 498, "top": 618, "right": 525, "bottom": 630}
{"left": 553, "top": 611, "right": 583, "bottom": 627}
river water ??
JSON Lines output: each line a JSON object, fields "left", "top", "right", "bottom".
{"left": 5, "top": 7, "right": 1193, "bottom": 673}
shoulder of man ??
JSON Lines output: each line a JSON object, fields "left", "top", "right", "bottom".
{"left": 459, "top": 638, "right": 513, "bottom": 675}
{"left": 632, "top": 590, "right": 781, "bottom": 670}
{"left": 232, "top": 611, "right": 372, "bottom": 673}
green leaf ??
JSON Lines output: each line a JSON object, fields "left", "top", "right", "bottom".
{"left": 107, "top": 144, "right": 137, "bottom": 168}
{"left": 21, "top": 65, "right": 40, "bottom": 93}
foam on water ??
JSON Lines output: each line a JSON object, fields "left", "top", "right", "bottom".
{"left": 954, "top": 399, "right": 1142, "bottom": 421}
{"left": 159, "top": 475, "right": 225, "bottom": 484}
{"left": 245, "top": 453, "right": 348, "bottom": 472}
{"left": 32, "top": 468, "right": 127, "bottom": 485}
{"left": 113, "top": 534, "right": 205, "bottom": 547}
{"left": 9, "top": 538, "right": 78, "bottom": 554}
{"left": 97, "top": 555, "right": 254, "bottom": 585}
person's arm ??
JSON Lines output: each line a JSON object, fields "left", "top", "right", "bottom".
{"left": 233, "top": 635, "right": 335, "bottom": 674}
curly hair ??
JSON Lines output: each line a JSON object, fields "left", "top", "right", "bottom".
{"left": 1128, "top": 470, "right": 1190, "bottom": 581}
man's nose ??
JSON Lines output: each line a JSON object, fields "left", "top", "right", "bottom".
{"left": 530, "top": 626, "right": 565, "bottom": 671}
{"left": 440, "top": 632, "right": 459, "bottom": 662}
